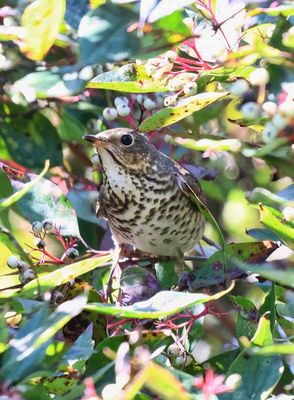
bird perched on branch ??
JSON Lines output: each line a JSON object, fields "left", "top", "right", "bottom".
{"left": 83, "top": 128, "right": 205, "bottom": 261}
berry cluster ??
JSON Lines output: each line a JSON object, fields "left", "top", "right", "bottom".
{"left": 231, "top": 68, "right": 294, "bottom": 143}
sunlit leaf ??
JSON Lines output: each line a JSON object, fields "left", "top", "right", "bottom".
{"left": 1, "top": 255, "right": 111, "bottom": 299}
{"left": 21, "top": 0, "right": 66, "bottom": 61}
{"left": 84, "top": 283, "right": 234, "bottom": 319}
{"left": 248, "top": 6, "right": 294, "bottom": 17}
{"left": 88, "top": 63, "right": 168, "bottom": 93}
{"left": 139, "top": 92, "right": 229, "bottom": 131}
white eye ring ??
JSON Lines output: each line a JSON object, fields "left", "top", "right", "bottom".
{"left": 120, "top": 134, "right": 133, "bottom": 146}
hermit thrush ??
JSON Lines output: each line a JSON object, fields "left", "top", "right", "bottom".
{"left": 83, "top": 128, "right": 205, "bottom": 259}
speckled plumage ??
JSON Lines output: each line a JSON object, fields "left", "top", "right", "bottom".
{"left": 84, "top": 128, "right": 205, "bottom": 257}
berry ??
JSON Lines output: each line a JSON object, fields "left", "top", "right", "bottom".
{"left": 7, "top": 255, "right": 20, "bottom": 269}
{"left": 175, "top": 354, "right": 192, "bottom": 367}
{"left": 164, "top": 50, "right": 177, "bottom": 63}
{"left": 279, "top": 100, "right": 294, "bottom": 117}
{"left": 230, "top": 79, "right": 249, "bottom": 96}
{"left": 164, "top": 95, "right": 177, "bottom": 107}
{"left": 91, "top": 153, "right": 100, "bottom": 165}
{"left": 168, "top": 78, "right": 183, "bottom": 92}
{"left": 167, "top": 343, "right": 182, "bottom": 357}
{"left": 114, "top": 96, "right": 129, "bottom": 108}
{"left": 262, "top": 101, "right": 277, "bottom": 116}
{"left": 262, "top": 122, "right": 277, "bottom": 143}
{"left": 240, "top": 102, "right": 260, "bottom": 119}
{"left": 34, "top": 238, "right": 45, "bottom": 249}
{"left": 136, "top": 94, "right": 145, "bottom": 105}
{"left": 66, "top": 247, "right": 79, "bottom": 259}
{"left": 249, "top": 68, "right": 269, "bottom": 86}
{"left": 18, "top": 260, "right": 30, "bottom": 273}
{"left": 143, "top": 98, "right": 156, "bottom": 110}
{"left": 19, "top": 269, "right": 36, "bottom": 284}
{"left": 283, "top": 207, "right": 294, "bottom": 222}
{"left": 116, "top": 104, "right": 131, "bottom": 117}
{"left": 32, "top": 221, "right": 43, "bottom": 234}
{"left": 272, "top": 113, "right": 289, "bottom": 130}
{"left": 183, "top": 81, "right": 198, "bottom": 96}
{"left": 241, "top": 90, "right": 257, "bottom": 104}
{"left": 43, "top": 219, "right": 53, "bottom": 232}
{"left": 102, "top": 107, "right": 118, "bottom": 121}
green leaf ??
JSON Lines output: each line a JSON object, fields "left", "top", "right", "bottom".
{"left": 236, "top": 261, "right": 294, "bottom": 289}
{"left": 186, "top": 241, "right": 278, "bottom": 290}
{"left": 248, "top": 5, "right": 294, "bottom": 17}
{"left": 2, "top": 254, "right": 111, "bottom": 299}
{"left": 172, "top": 138, "right": 242, "bottom": 153}
{"left": 60, "top": 325, "right": 94, "bottom": 371}
{"left": 2, "top": 166, "right": 80, "bottom": 237}
{"left": 139, "top": 92, "right": 229, "bottom": 131}
{"left": 88, "top": 64, "right": 168, "bottom": 93}
{"left": 0, "top": 295, "right": 87, "bottom": 383}
{"left": 246, "top": 228, "right": 282, "bottom": 242}
{"left": 14, "top": 70, "right": 86, "bottom": 99}
{"left": 21, "top": 0, "right": 66, "bottom": 61}
{"left": 0, "top": 313, "right": 8, "bottom": 354}
{"left": 197, "top": 66, "right": 256, "bottom": 86}
{"left": 84, "top": 283, "right": 234, "bottom": 319}
{"left": 78, "top": 4, "right": 141, "bottom": 67}
{"left": 259, "top": 204, "right": 294, "bottom": 248}
{"left": 219, "top": 316, "right": 284, "bottom": 400}
{"left": 0, "top": 160, "right": 49, "bottom": 212}
{"left": 253, "top": 343, "right": 294, "bottom": 356}
{"left": 247, "top": 185, "right": 294, "bottom": 207}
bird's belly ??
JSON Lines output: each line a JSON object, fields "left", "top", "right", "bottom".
{"left": 108, "top": 191, "right": 205, "bottom": 257}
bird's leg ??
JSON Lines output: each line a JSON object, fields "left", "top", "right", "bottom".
{"left": 175, "top": 249, "right": 186, "bottom": 274}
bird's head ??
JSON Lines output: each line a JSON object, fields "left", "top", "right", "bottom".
{"left": 83, "top": 128, "right": 159, "bottom": 172}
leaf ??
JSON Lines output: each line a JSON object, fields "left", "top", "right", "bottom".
{"left": 21, "top": 0, "right": 66, "bottom": 61}
{"left": 259, "top": 204, "right": 294, "bottom": 248}
{"left": 186, "top": 241, "right": 278, "bottom": 290}
{"left": 60, "top": 325, "right": 94, "bottom": 371}
{"left": 0, "top": 313, "right": 8, "bottom": 354}
{"left": 14, "top": 70, "right": 86, "bottom": 99}
{"left": 139, "top": 92, "right": 229, "bottom": 131}
{"left": 88, "top": 63, "right": 168, "bottom": 93}
{"left": 173, "top": 138, "right": 242, "bottom": 153}
{"left": 197, "top": 66, "right": 256, "bottom": 87}
{"left": 1, "top": 254, "right": 111, "bottom": 299}
{"left": 1, "top": 162, "right": 80, "bottom": 237}
{"left": 247, "top": 185, "right": 294, "bottom": 207}
{"left": 124, "top": 360, "right": 191, "bottom": 400}
{"left": 0, "top": 295, "right": 87, "bottom": 383}
{"left": 77, "top": 4, "right": 141, "bottom": 67}
{"left": 246, "top": 229, "right": 282, "bottom": 242}
{"left": 236, "top": 261, "right": 294, "bottom": 289}
{"left": 248, "top": 6, "right": 294, "bottom": 17}
{"left": 253, "top": 343, "right": 294, "bottom": 356}
{"left": 0, "top": 160, "right": 49, "bottom": 212}
{"left": 84, "top": 283, "right": 234, "bottom": 319}
{"left": 219, "top": 316, "right": 284, "bottom": 400}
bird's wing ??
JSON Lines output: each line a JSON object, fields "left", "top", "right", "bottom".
{"left": 96, "top": 186, "right": 107, "bottom": 218}
{"left": 172, "top": 162, "right": 206, "bottom": 209}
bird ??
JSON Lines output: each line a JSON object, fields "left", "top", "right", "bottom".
{"left": 83, "top": 128, "right": 206, "bottom": 262}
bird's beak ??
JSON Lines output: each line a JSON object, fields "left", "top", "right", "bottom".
{"left": 83, "top": 134, "right": 108, "bottom": 147}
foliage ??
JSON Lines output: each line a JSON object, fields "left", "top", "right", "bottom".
{"left": 0, "top": 1, "right": 293, "bottom": 399}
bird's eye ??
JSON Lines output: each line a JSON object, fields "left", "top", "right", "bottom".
{"left": 120, "top": 134, "right": 133, "bottom": 146}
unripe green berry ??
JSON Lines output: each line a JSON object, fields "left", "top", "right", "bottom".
{"left": 117, "top": 104, "right": 131, "bottom": 117}
{"left": 43, "top": 219, "right": 53, "bottom": 232}
{"left": 183, "top": 81, "right": 198, "bottom": 96}
{"left": 66, "top": 247, "right": 79, "bottom": 259}
{"left": 240, "top": 102, "right": 260, "bottom": 119}
{"left": 19, "top": 269, "right": 36, "bottom": 284}
{"left": 230, "top": 79, "right": 249, "bottom": 96}
{"left": 114, "top": 96, "right": 129, "bottom": 108}
{"left": 143, "top": 98, "right": 156, "bottom": 110}
{"left": 263, "top": 122, "right": 277, "bottom": 143}
{"left": 272, "top": 113, "right": 289, "bottom": 130}
{"left": 7, "top": 255, "right": 20, "bottom": 269}
{"left": 32, "top": 221, "right": 43, "bottom": 234}
{"left": 249, "top": 68, "right": 269, "bottom": 86}
{"left": 102, "top": 107, "right": 118, "bottom": 121}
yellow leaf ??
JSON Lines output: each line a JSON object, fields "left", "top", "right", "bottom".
{"left": 21, "top": 0, "right": 66, "bottom": 61}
